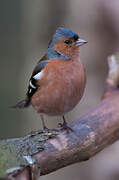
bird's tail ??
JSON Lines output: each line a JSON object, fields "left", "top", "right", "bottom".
{"left": 12, "top": 98, "right": 31, "bottom": 109}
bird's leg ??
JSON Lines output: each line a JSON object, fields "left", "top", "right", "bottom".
{"left": 30, "top": 115, "right": 59, "bottom": 136}
{"left": 40, "top": 114, "right": 49, "bottom": 131}
{"left": 58, "top": 116, "right": 73, "bottom": 132}
{"left": 29, "top": 114, "right": 48, "bottom": 136}
{"left": 58, "top": 115, "right": 67, "bottom": 127}
{"left": 41, "top": 115, "right": 60, "bottom": 132}
{"left": 62, "top": 115, "right": 67, "bottom": 126}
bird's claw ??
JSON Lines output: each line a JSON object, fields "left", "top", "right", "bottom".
{"left": 58, "top": 122, "right": 73, "bottom": 133}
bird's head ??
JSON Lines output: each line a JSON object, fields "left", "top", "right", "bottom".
{"left": 47, "top": 27, "right": 88, "bottom": 59}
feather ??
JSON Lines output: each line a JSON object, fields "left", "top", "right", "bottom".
{"left": 12, "top": 99, "right": 30, "bottom": 109}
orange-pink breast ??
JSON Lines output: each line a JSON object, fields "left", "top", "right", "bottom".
{"left": 31, "top": 59, "right": 86, "bottom": 116}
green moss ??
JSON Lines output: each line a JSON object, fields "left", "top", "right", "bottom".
{"left": 0, "top": 144, "right": 27, "bottom": 177}
{"left": 0, "top": 130, "right": 57, "bottom": 177}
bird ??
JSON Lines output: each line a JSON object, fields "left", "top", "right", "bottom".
{"left": 13, "top": 27, "right": 88, "bottom": 131}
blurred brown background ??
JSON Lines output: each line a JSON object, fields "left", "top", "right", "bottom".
{"left": 0, "top": 0, "right": 119, "bottom": 180}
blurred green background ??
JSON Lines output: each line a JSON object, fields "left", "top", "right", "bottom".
{"left": 0, "top": 0, "right": 119, "bottom": 180}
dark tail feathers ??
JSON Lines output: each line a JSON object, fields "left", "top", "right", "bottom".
{"left": 12, "top": 99, "right": 31, "bottom": 109}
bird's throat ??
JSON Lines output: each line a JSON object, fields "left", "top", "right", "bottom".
{"left": 46, "top": 48, "right": 70, "bottom": 60}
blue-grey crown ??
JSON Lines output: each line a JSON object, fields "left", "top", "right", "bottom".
{"left": 53, "top": 27, "right": 78, "bottom": 44}
{"left": 46, "top": 27, "right": 79, "bottom": 60}
{"left": 48, "top": 27, "right": 79, "bottom": 47}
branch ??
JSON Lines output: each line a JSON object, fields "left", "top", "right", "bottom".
{"left": 1, "top": 53, "right": 119, "bottom": 180}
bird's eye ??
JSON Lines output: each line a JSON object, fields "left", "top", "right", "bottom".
{"left": 64, "top": 40, "right": 72, "bottom": 44}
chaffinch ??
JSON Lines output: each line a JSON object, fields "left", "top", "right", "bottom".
{"left": 13, "top": 27, "right": 88, "bottom": 130}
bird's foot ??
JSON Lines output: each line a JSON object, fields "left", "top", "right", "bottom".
{"left": 29, "top": 129, "right": 43, "bottom": 137}
{"left": 43, "top": 126, "right": 50, "bottom": 132}
{"left": 29, "top": 125, "right": 57, "bottom": 136}
{"left": 42, "top": 126, "right": 60, "bottom": 133}
{"left": 58, "top": 122, "right": 73, "bottom": 133}
{"left": 29, "top": 128, "right": 58, "bottom": 138}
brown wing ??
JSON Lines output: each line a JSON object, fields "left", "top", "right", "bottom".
{"left": 27, "top": 55, "right": 48, "bottom": 98}
{"left": 13, "top": 55, "right": 48, "bottom": 109}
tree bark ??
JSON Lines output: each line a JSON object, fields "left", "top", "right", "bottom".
{"left": 1, "top": 53, "right": 119, "bottom": 180}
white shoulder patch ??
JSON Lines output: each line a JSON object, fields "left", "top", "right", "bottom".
{"left": 29, "top": 81, "right": 36, "bottom": 89}
{"left": 33, "top": 70, "right": 44, "bottom": 80}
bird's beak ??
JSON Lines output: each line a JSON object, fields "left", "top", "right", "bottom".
{"left": 75, "top": 38, "right": 88, "bottom": 47}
